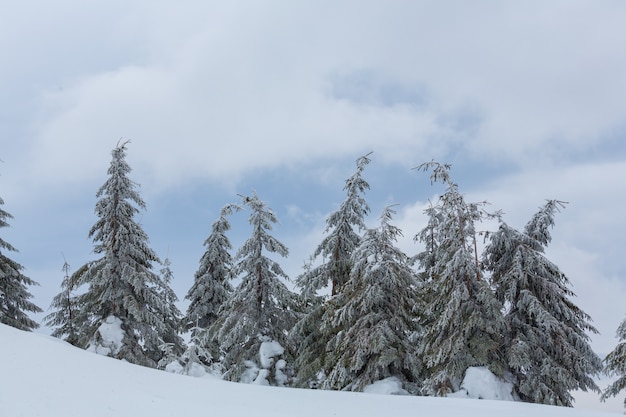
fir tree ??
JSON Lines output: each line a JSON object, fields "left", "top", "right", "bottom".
{"left": 415, "top": 161, "right": 505, "bottom": 395}
{"left": 150, "top": 257, "right": 185, "bottom": 364}
{"left": 184, "top": 204, "right": 238, "bottom": 333}
{"left": 292, "top": 153, "right": 371, "bottom": 387}
{"left": 178, "top": 323, "right": 217, "bottom": 376}
{"left": 45, "top": 260, "right": 84, "bottom": 346}
{"left": 0, "top": 196, "right": 41, "bottom": 331}
{"left": 483, "top": 200, "right": 602, "bottom": 406}
{"left": 602, "top": 316, "right": 626, "bottom": 409}
{"left": 296, "top": 152, "right": 371, "bottom": 297}
{"left": 323, "top": 206, "right": 422, "bottom": 393}
{"left": 212, "top": 192, "right": 299, "bottom": 384}
{"left": 76, "top": 141, "right": 176, "bottom": 368}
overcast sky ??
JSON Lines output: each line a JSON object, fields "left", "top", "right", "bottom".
{"left": 1, "top": 1, "right": 625, "bottom": 411}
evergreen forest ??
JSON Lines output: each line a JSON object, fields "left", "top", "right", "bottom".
{"left": 2, "top": 142, "right": 625, "bottom": 409}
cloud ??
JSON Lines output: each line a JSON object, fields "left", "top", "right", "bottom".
{"left": 6, "top": 1, "right": 621, "bottom": 204}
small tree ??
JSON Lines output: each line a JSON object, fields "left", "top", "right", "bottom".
{"left": 176, "top": 323, "right": 217, "bottom": 377}
{"left": 602, "top": 317, "right": 626, "bottom": 409}
{"left": 45, "top": 260, "right": 84, "bottom": 346}
{"left": 415, "top": 162, "right": 505, "bottom": 395}
{"left": 483, "top": 200, "right": 602, "bottom": 406}
{"left": 150, "top": 257, "right": 185, "bottom": 364}
{"left": 212, "top": 192, "right": 299, "bottom": 384}
{"left": 323, "top": 206, "right": 423, "bottom": 393}
{"left": 0, "top": 196, "right": 41, "bottom": 331}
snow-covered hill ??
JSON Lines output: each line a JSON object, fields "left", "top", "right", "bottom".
{"left": 0, "top": 324, "right": 619, "bottom": 417}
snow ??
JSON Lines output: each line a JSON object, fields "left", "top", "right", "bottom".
{"left": 448, "top": 367, "right": 514, "bottom": 401}
{"left": 259, "top": 339, "right": 285, "bottom": 368}
{"left": 0, "top": 323, "right": 620, "bottom": 417}
{"left": 363, "top": 377, "right": 409, "bottom": 395}
{"left": 86, "top": 315, "right": 124, "bottom": 356}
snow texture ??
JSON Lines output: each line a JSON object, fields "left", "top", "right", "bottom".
{"left": 87, "top": 315, "right": 123, "bottom": 356}
{"left": 448, "top": 367, "right": 514, "bottom": 401}
{"left": 0, "top": 323, "right": 613, "bottom": 417}
{"left": 363, "top": 377, "right": 409, "bottom": 395}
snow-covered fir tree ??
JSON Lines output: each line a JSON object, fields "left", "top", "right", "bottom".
{"left": 602, "top": 316, "right": 626, "bottom": 409}
{"left": 212, "top": 192, "right": 299, "bottom": 385}
{"left": 482, "top": 200, "right": 602, "bottom": 406}
{"left": 323, "top": 206, "right": 423, "bottom": 393}
{"left": 292, "top": 154, "right": 371, "bottom": 387}
{"left": 184, "top": 204, "right": 238, "bottom": 333}
{"left": 296, "top": 152, "right": 371, "bottom": 297}
{"left": 415, "top": 161, "right": 505, "bottom": 396}
{"left": 75, "top": 141, "right": 179, "bottom": 368}
{"left": 173, "top": 323, "right": 218, "bottom": 377}
{"left": 44, "top": 260, "right": 84, "bottom": 346}
{"left": 0, "top": 196, "right": 41, "bottom": 331}
{"left": 151, "top": 257, "right": 185, "bottom": 365}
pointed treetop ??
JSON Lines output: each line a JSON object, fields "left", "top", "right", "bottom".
{"left": 524, "top": 199, "right": 568, "bottom": 246}
{"left": 414, "top": 160, "right": 453, "bottom": 186}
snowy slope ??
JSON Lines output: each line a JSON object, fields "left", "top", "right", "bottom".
{"left": 0, "top": 324, "right": 619, "bottom": 417}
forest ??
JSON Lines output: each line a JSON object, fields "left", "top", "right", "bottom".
{"left": 1, "top": 142, "right": 625, "bottom": 408}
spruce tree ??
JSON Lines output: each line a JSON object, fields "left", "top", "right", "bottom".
{"left": 151, "top": 258, "right": 185, "bottom": 364}
{"left": 323, "top": 206, "right": 422, "bottom": 393}
{"left": 602, "top": 316, "right": 626, "bottom": 409}
{"left": 212, "top": 192, "right": 299, "bottom": 384}
{"left": 0, "top": 196, "right": 41, "bottom": 331}
{"left": 415, "top": 161, "right": 505, "bottom": 395}
{"left": 184, "top": 204, "right": 238, "bottom": 333}
{"left": 177, "top": 323, "right": 217, "bottom": 376}
{"left": 76, "top": 141, "right": 177, "bottom": 368}
{"left": 296, "top": 152, "right": 371, "bottom": 297}
{"left": 483, "top": 200, "right": 602, "bottom": 406}
{"left": 45, "top": 260, "right": 84, "bottom": 346}
{"left": 292, "top": 153, "right": 371, "bottom": 387}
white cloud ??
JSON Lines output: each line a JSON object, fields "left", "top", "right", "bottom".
{"left": 6, "top": 1, "right": 622, "bottom": 202}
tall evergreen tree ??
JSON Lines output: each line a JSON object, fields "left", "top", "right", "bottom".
{"left": 415, "top": 161, "right": 505, "bottom": 395}
{"left": 76, "top": 141, "right": 176, "bottom": 368}
{"left": 296, "top": 153, "right": 371, "bottom": 297}
{"left": 212, "top": 192, "right": 299, "bottom": 384}
{"left": 292, "top": 154, "right": 371, "bottom": 387}
{"left": 0, "top": 196, "right": 41, "bottom": 331}
{"left": 602, "top": 316, "right": 626, "bottom": 409}
{"left": 184, "top": 204, "right": 238, "bottom": 333}
{"left": 323, "top": 206, "right": 422, "bottom": 393}
{"left": 483, "top": 200, "right": 602, "bottom": 406}
{"left": 45, "top": 260, "right": 84, "bottom": 346}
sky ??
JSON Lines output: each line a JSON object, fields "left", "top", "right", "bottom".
{"left": 1, "top": 1, "right": 626, "bottom": 411}
{"left": 1, "top": 323, "right": 617, "bottom": 417}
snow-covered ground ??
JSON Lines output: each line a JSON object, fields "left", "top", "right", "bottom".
{"left": 0, "top": 323, "right": 621, "bottom": 416}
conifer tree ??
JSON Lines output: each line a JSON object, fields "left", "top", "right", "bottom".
{"left": 0, "top": 196, "right": 41, "bottom": 331}
{"left": 184, "top": 204, "right": 238, "bottom": 333}
{"left": 212, "top": 192, "right": 299, "bottom": 384}
{"left": 45, "top": 260, "right": 84, "bottom": 346}
{"left": 415, "top": 161, "right": 505, "bottom": 395}
{"left": 323, "top": 206, "right": 422, "bottom": 393}
{"left": 483, "top": 200, "right": 602, "bottom": 406}
{"left": 292, "top": 153, "right": 371, "bottom": 387}
{"left": 76, "top": 141, "right": 177, "bottom": 368}
{"left": 177, "top": 323, "right": 216, "bottom": 376}
{"left": 602, "top": 316, "right": 626, "bottom": 409}
{"left": 151, "top": 257, "right": 185, "bottom": 364}
{"left": 296, "top": 152, "right": 371, "bottom": 297}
